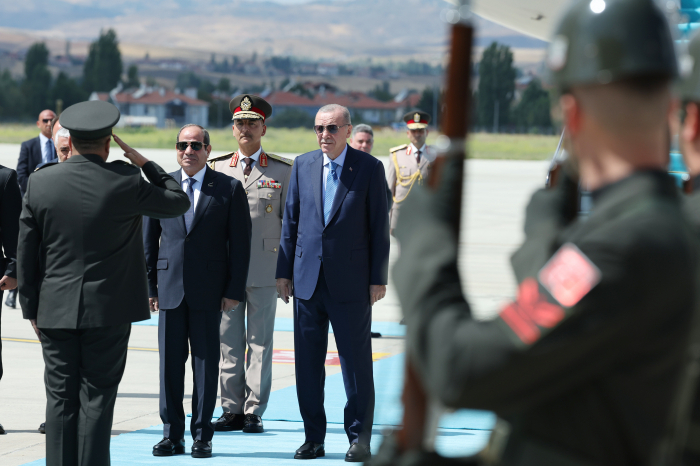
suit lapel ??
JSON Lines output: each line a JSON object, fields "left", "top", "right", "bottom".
{"left": 171, "top": 170, "right": 187, "bottom": 234}
{"left": 326, "top": 146, "right": 358, "bottom": 228}
{"left": 189, "top": 167, "right": 215, "bottom": 234}
{"left": 311, "top": 151, "right": 324, "bottom": 223}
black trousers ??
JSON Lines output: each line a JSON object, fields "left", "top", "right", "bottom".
{"left": 40, "top": 324, "right": 131, "bottom": 466}
{"left": 158, "top": 298, "right": 221, "bottom": 442}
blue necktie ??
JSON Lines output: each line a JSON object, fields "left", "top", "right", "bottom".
{"left": 184, "top": 178, "right": 196, "bottom": 232}
{"left": 324, "top": 161, "right": 339, "bottom": 225}
{"left": 45, "top": 139, "right": 55, "bottom": 163}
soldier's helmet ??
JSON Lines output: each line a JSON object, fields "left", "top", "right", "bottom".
{"left": 547, "top": 0, "right": 678, "bottom": 92}
{"left": 678, "top": 31, "right": 700, "bottom": 102}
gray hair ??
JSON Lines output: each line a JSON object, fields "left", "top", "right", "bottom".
{"left": 317, "top": 104, "right": 351, "bottom": 125}
{"left": 352, "top": 124, "right": 373, "bottom": 138}
{"left": 177, "top": 124, "right": 210, "bottom": 146}
{"left": 54, "top": 127, "right": 70, "bottom": 142}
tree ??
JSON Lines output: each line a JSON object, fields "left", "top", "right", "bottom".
{"left": 0, "top": 70, "right": 26, "bottom": 119}
{"left": 217, "top": 78, "right": 231, "bottom": 94}
{"left": 51, "top": 72, "right": 88, "bottom": 110}
{"left": 513, "top": 79, "right": 552, "bottom": 131}
{"left": 369, "top": 81, "right": 393, "bottom": 102}
{"left": 477, "top": 42, "right": 516, "bottom": 131}
{"left": 417, "top": 86, "right": 443, "bottom": 126}
{"left": 23, "top": 42, "right": 52, "bottom": 116}
{"left": 83, "top": 29, "right": 123, "bottom": 93}
{"left": 267, "top": 108, "right": 315, "bottom": 128}
{"left": 126, "top": 64, "right": 140, "bottom": 88}
{"left": 176, "top": 71, "right": 201, "bottom": 90}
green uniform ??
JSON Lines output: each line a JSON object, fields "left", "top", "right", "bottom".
{"left": 387, "top": 168, "right": 698, "bottom": 465}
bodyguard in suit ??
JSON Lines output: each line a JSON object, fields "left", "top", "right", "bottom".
{"left": 17, "top": 101, "right": 190, "bottom": 466}
{"left": 209, "top": 95, "right": 292, "bottom": 434}
{"left": 17, "top": 109, "right": 58, "bottom": 196}
{"left": 0, "top": 165, "right": 22, "bottom": 435}
{"left": 276, "top": 104, "right": 390, "bottom": 462}
{"left": 385, "top": 110, "right": 436, "bottom": 236}
{"left": 143, "top": 124, "right": 252, "bottom": 458}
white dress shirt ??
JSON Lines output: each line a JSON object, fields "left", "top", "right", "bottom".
{"left": 322, "top": 144, "right": 348, "bottom": 196}
{"left": 409, "top": 143, "right": 427, "bottom": 162}
{"left": 239, "top": 146, "right": 263, "bottom": 168}
{"left": 181, "top": 166, "right": 207, "bottom": 214}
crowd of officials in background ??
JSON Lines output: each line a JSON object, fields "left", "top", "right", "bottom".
{"left": 0, "top": 90, "right": 434, "bottom": 464}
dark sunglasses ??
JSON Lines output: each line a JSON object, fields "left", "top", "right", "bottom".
{"left": 313, "top": 124, "right": 349, "bottom": 135}
{"left": 176, "top": 141, "right": 206, "bottom": 151}
{"left": 42, "top": 118, "right": 52, "bottom": 123}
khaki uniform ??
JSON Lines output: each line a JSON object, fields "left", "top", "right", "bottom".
{"left": 209, "top": 149, "right": 293, "bottom": 416}
{"left": 385, "top": 143, "right": 435, "bottom": 230}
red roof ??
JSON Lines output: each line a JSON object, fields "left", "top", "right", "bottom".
{"left": 113, "top": 89, "right": 208, "bottom": 106}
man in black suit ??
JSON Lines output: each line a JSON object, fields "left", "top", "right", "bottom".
{"left": 143, "top": 124, "right": 252, "bottom": 458}
{"left": 0, "top": 165, "right": 22, "bottom": 435}
{"left": 7, "top": 109, "right": 58, "bottom": 310}
{"left": 17, "top": 101, "right": 190, "bottom": 466}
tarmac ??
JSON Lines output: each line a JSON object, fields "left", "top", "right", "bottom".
{"left": 0, "top": 142, "right": 551, "bottom": 464}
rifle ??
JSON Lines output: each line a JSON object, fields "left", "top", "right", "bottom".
{"left": 395, "top": 0, "right": 474, "bottom": 455}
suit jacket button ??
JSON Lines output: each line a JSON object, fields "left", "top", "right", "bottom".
{"left": 322, "top": 233, "right": 326, "bottom": 238}
{"left": 318, "top": 255, "right": 322, "bottom": 260}
{"left": 185, "top": 237, "right": 190, "bottom": 242}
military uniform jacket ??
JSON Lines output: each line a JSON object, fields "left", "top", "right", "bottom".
{"left": 209, "top": 150, "right": 292, "bottom": 287}
{"left": 17, "top": 155, "right": 190, "bottom": 329}
{"left": 395, "top": 169, "right": 698, "bottom": 465}
{"left": 385, "top": 144, "right": 435, "bottom": 230}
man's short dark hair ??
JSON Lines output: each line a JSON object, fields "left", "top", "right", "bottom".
{"left": 70, "top": 135, "right": 111, "bottom": 154}
{"left": 177, "top": 124, "right": 210, "bottom": 146}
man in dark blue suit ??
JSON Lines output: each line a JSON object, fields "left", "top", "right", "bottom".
{"left": 143, "top": 124, "right": 252, "bottom": 459}
{"left": 276, "top": 104, "right": 390, "bottom": 462}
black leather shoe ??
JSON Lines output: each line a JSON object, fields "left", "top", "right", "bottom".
{"left": 191, "top": 440, "right": 212, "bottom": 458}
{"left": 38, "top": 422, "right": 45, "bottom": 434}
{"left": 152, "top": 437, "right": 185, "bottom": 456}
{"left": 242, "top": 413, "right": 264, "bottom": 433}
{"left": 345, "top": 443, "right": 371, "bottom": 462}
{"left": 0, "top": 423, "right": 5, "bottom": 435}
{"left": 213, "top": 412, "right": 245, "bottom": 431}
{"left": 5, "top": 289, "right": 16, "bottom": 309}
{"left": 295, "top": 442, "right": 325, "bottom": 459}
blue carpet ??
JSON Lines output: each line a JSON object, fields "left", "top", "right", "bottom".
{"left": 134, "top": 314, "right": 407, "bottom": 337}
{"left": 22, "top": 354, "right": 493, "bottom": 465}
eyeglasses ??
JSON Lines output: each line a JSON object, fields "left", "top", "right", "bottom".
{"left": 313, "top": 124, "right": 349, "bottom": 135}
{"left": 41, "top": 119, "right": 52, "bottom": 123}
{"left": 176, "top": 141, "right": 206, "bottom": 151}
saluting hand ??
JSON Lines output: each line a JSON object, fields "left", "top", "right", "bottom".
{"left": 277, "top": 278, "right": 293, "bottom": 304}
{"left": 370, "top": 285, "right": 386, "bottom": 306}
{"left": 113, "top": 134, "right": 149, "bottom": 168}
{"left": 221, "top": 298, "right": 239, "bottom": 313}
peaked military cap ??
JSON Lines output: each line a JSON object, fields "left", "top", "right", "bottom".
{"left": 229, "top": 95, "right": 272, "bottom": 121}
{"left": 678, "top": 31, "right": 700, "bottom": 102}
{"left": 547, "top": 0, "right": 677, "bottom": 92}
{"left": 404, "top": 110, "right": 430, "bottom": 130}
{"left": 60, "top": 101, "right": 121, "bottom": 140}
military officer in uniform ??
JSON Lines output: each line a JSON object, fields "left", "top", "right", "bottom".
{"left": 17, "top": 101, "right": 190, "bottom": 466}
{"left": 209, "top": 95, "right": 293, "bottom": 434}
{"left": 386, "top": 110, "right": 435, "bottom": 235}
{"left": 369, "top": 1, "right": 700, "bottom": 465}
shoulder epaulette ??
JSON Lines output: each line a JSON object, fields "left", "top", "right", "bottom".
{"left": 208, "top": 152, "right": 236, "bottom": 164}
{"left": 266, "top": 153, "right": 294, "bottom": 166}
{"left": 389, "top": 144, "right": 408, "bottom": 154}
{"left": 34, "top": 161, "right": 59, "bottom": 172}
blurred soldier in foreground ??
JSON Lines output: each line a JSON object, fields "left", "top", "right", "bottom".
{"left": 17, "top": 101, "right": 190, "bottom": 466}
{"left": 209, "top": 95, "right": 291, "bottom": 434}
{"left": 371, "top": 1, "right": 700, "bottom": 465}
{"left": 386, "top": 110, "right": 435, "bottom": 236}
{"left": 673, "top": 30, "right": 700, "bottom": 466}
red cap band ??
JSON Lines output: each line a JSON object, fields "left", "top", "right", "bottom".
{"left": 234, "top": 106, "right": 266, "bottom": 121}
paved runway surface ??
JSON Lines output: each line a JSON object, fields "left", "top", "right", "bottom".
{"left": 0, "top": 142, "right": 552, "bottom": 464}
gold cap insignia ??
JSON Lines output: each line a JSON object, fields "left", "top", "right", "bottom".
{"left": 241, "top": 96, "right": 252, "bottom": 111}
{"left": 414, "top": 113, "right": 421, "bottom": 123}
